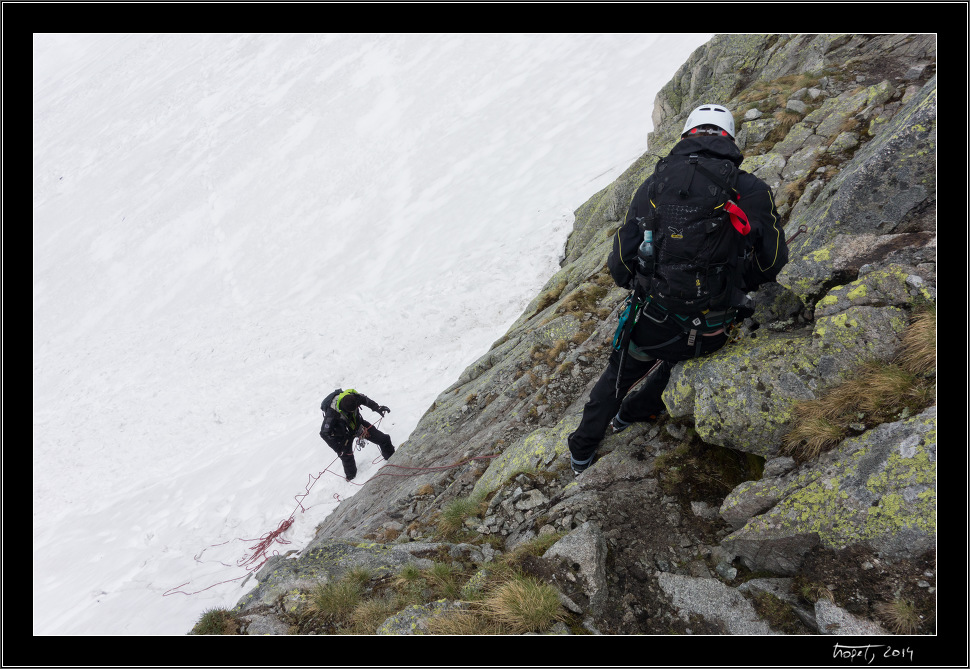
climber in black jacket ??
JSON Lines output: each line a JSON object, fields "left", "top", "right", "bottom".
{"left": 319, "top": 388, "right": 393, "bottom": 481}
{"left": 568, "top": 103, "right": 789, "bottom": 476}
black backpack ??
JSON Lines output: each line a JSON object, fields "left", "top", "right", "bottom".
{"left": 320, "top": 389, "right": 347, "bottom": 439}
{"left": 638, "top": 152, "right": 750, "bottom": 316}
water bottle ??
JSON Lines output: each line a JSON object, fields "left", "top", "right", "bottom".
{"left": 637, "top": 229, "right": 654, "bottom": 277}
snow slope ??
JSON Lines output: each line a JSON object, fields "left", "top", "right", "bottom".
{"left": 32, "top": 32, "right": 712, "bottom": 635}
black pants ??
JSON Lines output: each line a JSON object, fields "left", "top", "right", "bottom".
{"left": 567, "top": 303, "right": 728, "bottom": 466}
{"left": 321, "top": 421, "right": 394, "bottom": 479}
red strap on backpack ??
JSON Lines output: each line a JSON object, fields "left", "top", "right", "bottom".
{"left": 725, "top": 199, "right": 750, "bottom": 235}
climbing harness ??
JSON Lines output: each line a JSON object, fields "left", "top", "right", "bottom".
{"left": 354, "top": 415, "right": 383, "bottom": 451}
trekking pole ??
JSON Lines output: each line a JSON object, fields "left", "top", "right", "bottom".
{"left": 615, "top": 348, "right": 628, "bottom": 399}
{"left": 614, "top": 288, "right": 645, "bottom": 398}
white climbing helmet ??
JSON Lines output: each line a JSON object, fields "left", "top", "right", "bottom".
{"left": 682, "top": 103, "right": 735, "bottom": 138}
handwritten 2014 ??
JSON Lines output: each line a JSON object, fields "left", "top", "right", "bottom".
{"left": 833, "top": 644, "right": 915, "bottom": 664}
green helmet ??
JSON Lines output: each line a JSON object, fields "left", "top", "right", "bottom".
{"left": 336, "top": 388, "right": 361, "bottom": 412}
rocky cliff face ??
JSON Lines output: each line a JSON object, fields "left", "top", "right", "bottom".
{"left": 224, "top": 34, "right": 937, "bottom": 637}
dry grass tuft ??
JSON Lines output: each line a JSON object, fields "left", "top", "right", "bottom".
{"left": 543, "top": 339, "right": 569, "bottom": 368}
{"left": 349, "top": 596, "right": 400, "bottom": 634}
{"left": 571, "top": 319, "right": 600, "bottom": 345}
{"left": 895, "top": 307, "right": 936, "bottom": 376}
{"left": 479, "top": 575, "right": 566, "bottom": 634}
{"left": 766, "top": 109, "right": 802, "bottom": 142}
{"left": 434, "top": 495, "right": 486, "bottom": 541}
{"left": 426, "top": 607, "right": 503, "bottom": 635}
{"left": 308, "top": 577, "right": 364, "bottom": 625}
{"left": 426, "top": 561, "right": 464, "bottom": 600}
{"left": 429, "top": 575, "right": 566, "bottom": 635}
{"left": 783, "top": 176, "right": 809, "bottom": 204}
{"left": 876, "top": 598, "right": 921, "bottom": 634}
{"left": 783, "top": 308, "right": 936, "bottom": 461}
{"left": 783, "top": 361, "right": 932, "bottom": 460}
{"left": 557, "top": 283, "right": 609, "bottom": 317}
{"left": 783, "top": 413, "right": 847, "bottom": 461}
{"left": 190, "top": 607, "right": 242, "bottom": 635}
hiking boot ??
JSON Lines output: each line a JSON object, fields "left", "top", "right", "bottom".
{"left": 340, "top": 453, "right": 357, "bottom": 481}
{"left": 612, "top": 410, "right": 665, "bottom": 433}
{"left": 571, "top": 453, "right": 597, "bottom": 477}
{"left": 379, "top": 443, "right": 395, "bottom": 461}
{"left": 611, "top": 413, "right": 632, "bottom": 433}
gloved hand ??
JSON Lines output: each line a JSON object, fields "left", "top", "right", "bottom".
{"left": 736, "top": 295, "right": 756, "bottom": 321}
{"left": 377, "top": 405, "right": 390, "bottom": 416}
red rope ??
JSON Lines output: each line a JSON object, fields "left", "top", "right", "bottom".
{"left": 237, "top": 517, "right": 294, "bottom": 570}
{"left": 163, "top": 437, "right": 499, "bottom": 598}
{"left": 367, "top": 454, "right": 499, "bottom": 479}
{"left": 163, "top": 456, "right": 340, "bottom": 597}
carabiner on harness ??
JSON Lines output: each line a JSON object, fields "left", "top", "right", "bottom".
{"left": 612, "top": 296, "right": 636, "bottom": 351}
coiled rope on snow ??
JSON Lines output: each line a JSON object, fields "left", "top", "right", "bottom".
{"left": 163, "top": 429, "right": 498, "bottom": 598}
